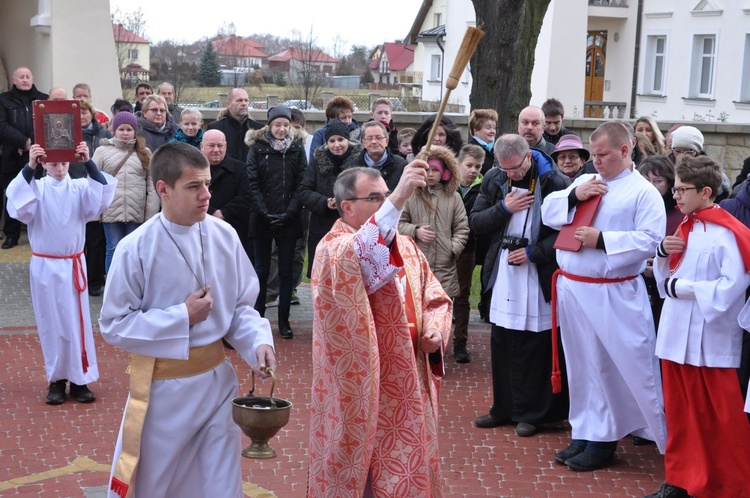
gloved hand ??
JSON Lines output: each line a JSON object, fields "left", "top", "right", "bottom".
{"left": 267, "top": 213, "right": 291, "bottom": 228}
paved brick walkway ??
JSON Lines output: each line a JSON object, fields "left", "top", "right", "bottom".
{"left": 0, "top": 237, "right": 666, "bottom": 497}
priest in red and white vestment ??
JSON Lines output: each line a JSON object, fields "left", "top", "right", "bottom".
{"left": 308, "top": 164, "right": 452, "bottom": 498}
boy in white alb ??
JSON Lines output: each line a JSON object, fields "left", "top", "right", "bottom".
{"left": 6, "top": 142, "right": 116, "bottom": 404}
{"left": 647, "top": 156, "right": 750, "bottom": 498}
{"left": 100, "top": 142, "right": 276, "bottom": 498}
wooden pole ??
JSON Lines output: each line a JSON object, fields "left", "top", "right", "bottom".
{"left": 418, "top": 26, "right": 485, "bottom": 160}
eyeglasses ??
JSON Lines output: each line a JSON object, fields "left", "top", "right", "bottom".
{"left": 147, "top": 108, "right": 166, "bottom": 114}
{"left": 556, "top": 153, "right": 581, "bottom": 163}
{"left": 362, "top": 136, "right": 387, "bottom": 143}
{"left": 499, "top": 155, "right": 527, "bottom": 173}
{"left": 345, "top": 193, "right": 390, "bottom": 203}
{"left": 671, "top": 186, "right": 698, "bottom": 196}
{"left": 671, "top": 148, "right": 697, "bottom": 157}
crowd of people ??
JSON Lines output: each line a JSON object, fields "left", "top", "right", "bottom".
{"left": 2, "top": 65, "right": 750, "bottom": 497}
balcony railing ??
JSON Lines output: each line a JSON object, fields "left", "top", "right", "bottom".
{"left": 588, "top": 0, "right": 628, "bottom": 6}
{"left": 583, "top": 101, "right": 627, "bottom": 119}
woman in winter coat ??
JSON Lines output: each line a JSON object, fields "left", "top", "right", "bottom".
{"left": 298, "top": 119, "right": 363, "bottom": 277}
{"left": 399, "top": 145, "right": 469, "bottom": 298}
{"left": 246, "top": 104, "right": 308, "bottom": 339}
{"left": 411, "top": 114, "right": 464, "bottom": 157}
{"left": 92, "top": 111, "right": 159, "bottom": 272}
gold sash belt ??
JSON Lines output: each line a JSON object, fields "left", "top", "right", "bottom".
{"left": 110, "top": 340, "right": 226, "bottom": 498}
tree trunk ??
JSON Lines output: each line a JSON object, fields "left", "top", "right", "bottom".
{"left": 469, "top": 0, "right": 551, "bottom": 134}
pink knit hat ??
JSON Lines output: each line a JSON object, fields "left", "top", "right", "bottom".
{"left": 427, "top": 158, "right": 452, "bottom": 181}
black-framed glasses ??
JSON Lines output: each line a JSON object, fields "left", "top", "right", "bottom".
{"left": 671, "top": 186, "right": 698, "bottom": 196}
{"left": 147, "top": 108, "right": 166, "bottom": 114}
{"left": 345, "top": 193, "right": 390, "bottom": 203}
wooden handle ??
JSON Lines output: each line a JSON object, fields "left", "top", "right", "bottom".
{"left": 446, "top": 27, "right": 485, "bottom": 90}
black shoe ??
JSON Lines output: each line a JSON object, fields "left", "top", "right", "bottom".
{"left": 644, "top": 482, "right": 690, "bottom": 498}
{"left": 88, "top": 286, "right": 103, "bottom": 297}
{"left": 280, "top": 325, "right": 293, "bottom": 339}
{"left": 69, "top": 383, "right": 96, "bottom": 403}
{"left": 632, "top": 436, "right": 656, "bottom": 446}
{"left": 46, "top": 380, "right": 67, "bottom": 405}
{"left": 515, "top": 422, "right": 538, "bottom": 437}
{"left": 474, "top": 413, "right": 508, "bottom": 428}
{"left": 1, "top": 238, "right": 18, "bottom": 249}
{"left": 454, "top": 346, "right": 471, "bottom": 364}
{"left": 554, "top": 443, "right": 585, "bottom": 464}
{"left": 565, "top": 450, "right": 614, "bottom": 471}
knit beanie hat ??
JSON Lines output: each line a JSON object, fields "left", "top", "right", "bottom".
{"left": 267, "top": 104, "right": 292, "bottom": 125}
{"left": 427, "top": 158, "right": 452, "bottom": 182}
{"left": 671, "top": 126, "right": 704, "bottom": 152}
{"left": 112, "top": 111, "right": 138, "bottom": 132}
{"left": 325, "top": 119, "right": 350, "bottom": 141}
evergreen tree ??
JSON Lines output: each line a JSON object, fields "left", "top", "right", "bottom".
{"left": 198, "top": 42, "right": 221, "bottom": 87}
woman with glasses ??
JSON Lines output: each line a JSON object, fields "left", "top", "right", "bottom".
{"left": 669, "top": 126, "right": 731, "bottom": 202}
{"left": 299, "top": 119, "right": 363, "bottom": 278}
{"left": 136, "top": 95, "right": 178, "bottom": 152}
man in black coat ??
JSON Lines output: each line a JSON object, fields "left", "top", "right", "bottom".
{"left": 200, "top": 129, "right": 252, "bottom": 257}
{"left": 0, "top": 67, "right": 48, "bottom": 248}
{"left": 354, "top": 121, "right": 406, "bottom": 191}
{"left": 469, "top": 134, "right": 570, "bottom": 437}
{"left": 207, "top": 88, "right": 262, "bottom": 162}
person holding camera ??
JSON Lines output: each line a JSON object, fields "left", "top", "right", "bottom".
{"left": 469, "top": 134, "right": 570, "bottom": 438}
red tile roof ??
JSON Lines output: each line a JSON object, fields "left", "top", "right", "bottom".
{"left": 368, "top": 43, "right": 415, "bottom": 71}
{"left": 268, "top": 48, "right": 338, "bottom": 63}
{"left": 212, "top": 35, "right": 268, "bottom": 58}
{"left": 112, "top": 24, "right": 150, "bottom": 44}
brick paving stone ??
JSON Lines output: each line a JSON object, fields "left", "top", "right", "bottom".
{"left": 0, "top": 252, "right": 669, "bottom": 496}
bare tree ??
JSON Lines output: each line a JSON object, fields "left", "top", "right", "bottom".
{"left": 151, "top": 40, "right": 196, "bottom": 104}
{"left": 469, "top": 0, "right": 551, "bottom": 133}
{"left": 111, "top": 7, "right": 149, "bottom": 89}
{"left": 286, "top": 28, "right": 328, "bottom": 109}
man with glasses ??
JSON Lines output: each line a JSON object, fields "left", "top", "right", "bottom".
{"left": 136, "top": 94, "right": 178, "bottom": 152}
{"left": 355, "top": 121, "right": 406, "bottom": 190}
{"left": 541, "top": 122, "right": 667, "bottom": 471}
{"left": 308, "top": 164, "right": 451, "bottom": 497}
{"left": 470, "top": 134, "right": 570, "bottom": 437}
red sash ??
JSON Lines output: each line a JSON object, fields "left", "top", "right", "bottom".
{"left": 32, "top": 250, "right": 89, "bottom": 373}
{"left": 549, "top": 269, "right": 636, "bottom": 393}
{"left": 670, "top": 204, "right": 750, "bottom": 273}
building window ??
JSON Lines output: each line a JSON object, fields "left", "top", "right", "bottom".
{"left": 434, "top": 13, "right": 442, "bottom": 28}
{"left": 741, "top": 34, "right": 750, "bottom": 102}
{"left": 643, "top": 35, "right": 667, "bottom": 95}
{"left": 690, "top": 34, "right": 716, "bottom": 98}
{"left": 430, "top": 54, "right": 442, "bottom": 81}
{"left": 127, "top": 48, "right": 139, "bottom": 60}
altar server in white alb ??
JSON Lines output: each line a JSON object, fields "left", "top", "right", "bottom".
{"left": 99, "top": 142, "right": 276, "bottom": 498}
{"left": 646, "top": 156, "right": 750, "bottom": 498}
{"left": 541, "top": 122, "right": 667, "bottom": 472}
{"left": 6, "top": 142, "right": 116, "bottom": 405}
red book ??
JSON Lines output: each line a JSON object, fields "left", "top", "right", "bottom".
{"left": 553, "top": 194, "right": 602, "bottom": 252}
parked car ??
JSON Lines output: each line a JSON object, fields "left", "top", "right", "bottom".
{"left": 251, "top": 100, "right": 268, "bottom": 109}
{"left": 203, "top": 100, "right": 220, "bottom": 108}
{"left": 283, "top": 99, "right": 317, "bottom": 111}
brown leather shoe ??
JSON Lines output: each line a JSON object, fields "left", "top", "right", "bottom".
{"left": 474, "top": 414, "right": 508, "bottom": 428}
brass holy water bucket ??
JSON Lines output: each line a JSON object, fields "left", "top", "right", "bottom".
{"left": 232, "top": 368, "right": 292, "bottom": 459}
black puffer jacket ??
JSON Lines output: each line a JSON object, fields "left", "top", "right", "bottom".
{"left": 0, "top": 84, "right": 48, "bottom": 174}
{"left": 353, "top": 149, "right": 406, "bottom": 191}
{"left": 470, "top": 150, "right": 570, "bottom": 303}
{"left": 208, "top": 114, "right": 263, "bottom": 162}
{"left": 298, "top": 142, "right": 364, "bottom": 254}
{"left": 245, "top": 127, "right": 308, "bottom": 239}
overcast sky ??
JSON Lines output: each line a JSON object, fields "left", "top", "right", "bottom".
{"left": 110, "top": 0, "right": 424, "bottom": 54}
